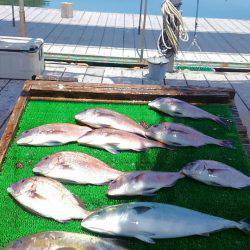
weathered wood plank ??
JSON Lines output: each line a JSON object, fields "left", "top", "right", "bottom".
{"left": 0, "top": 80, "right": 24, "bottom": 129}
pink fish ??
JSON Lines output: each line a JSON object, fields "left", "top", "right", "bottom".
{"left": 146, "top": 122, "right": 234, "bottom": 148}
{"left": 182, "top": 160, "right": 250, "bottom": 189}
{"left": 17, "top": 123, "right": 92, "bottom": 146}
{"left": 77, "top": 128, "right": 167, "bottom": 154}
{"left": 108, "top": 171, "right": 184, "bottom": 196}
{"left": 149, "top": 97, "right": 230, "bottom": 128}
{"left": 33, "top": 151, "right": 122, "bottom": 185}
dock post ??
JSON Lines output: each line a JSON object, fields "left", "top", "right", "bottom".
{"left": 140, "top": 0, "right": 148, "bottom": 62}
{"left": 138, "top": 0, "right": 143, "bottom": 34}
{"left": 19, "top": 0, "right": 27, "bottom": 37}
{"left": 12, "top": 1, "right": 15, "bottom": 27}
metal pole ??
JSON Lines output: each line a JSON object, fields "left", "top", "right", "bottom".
{"left": 140, "top": 0, "right": 148, "bottom": 62}
{"left": 19, "top": 0, "right": 27, "bottom": 37}
{"left": 12, "top": 1, "right": 15, "bottom": 27}
{"left": 138, "top": 0, "right": 143, "bottom": 34}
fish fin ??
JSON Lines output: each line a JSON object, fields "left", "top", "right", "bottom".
{"left": 141, "top": 187, "right": 160, "bottom": 195}
{"left": 209, "top": 181, "right": 224, "bottom": 187}
{"left": 212, "top": 116, "right": 231, "bottom": 129}
{"left": 198, "top": 233, "right": 210, "bottom": 237}
{"left": 172, "top": 110, "right": 183, "bottom": 115}
{"left": 29, "top": 190, "right": 46, "bottom": 200}
{"left": 239, "top": 218, "right": 250, "bottom": 234}
{"left": 73, "top": 194, "right": 85, "bottom": 209}
{"left": 57, "top": 247, "right": 77, "bottom": 250}
{"left": 44, "top": 140, "right": 64, "bottom": 146}
{"left": 218, "top": 140, "right": 235, "bottom": 149}
{"left": 135, "top": 234, "right": 155, "bottom": 244}
{"left": 132, "top": 206, "right": 152, "bottom": 214}
{"left": 104, "top": 146, "right": 120, "bottom": 154}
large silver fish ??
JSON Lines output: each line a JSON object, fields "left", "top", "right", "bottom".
{"left": 75, "top": 108, "right": 146, "bottom": 136}
{"left": 17, "top": 123, "right": 92, "bottom": 146}
{"left": 108, "top": 171, "right": 184, "bottom": 196}
{"left": 77, "top": 128, "right": 167, "bottom": 154}
{"left": 82, "top": 202, "right": 250, "bottom": 244}
{"left": 146, "top": 122, "right": 234, "bottom": 148}
{"left": 149, "top": 97, "right": 230, "bottom": 127}
{"left": 182, "top": 160, "right": 250, "bottom": 189}
{"left": 4, "top": 231, "right": 127, "bottom": 250}
{"left": 7, "top": 177, "right": 90, "bottom": 222}
{"left": 33, "top": 151, "right": 122, "bottom": 185}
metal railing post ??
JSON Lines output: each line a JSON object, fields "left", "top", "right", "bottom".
{"left": 12, "top": 1, "right": 15, "bottom": 27}
{"left": 140, "top": 0, "right": 148, "bottom": 61}
{"left": 138, "top": 0, "right": 143, "bottom": 34}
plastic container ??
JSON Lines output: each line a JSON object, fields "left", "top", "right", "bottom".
{"left": 147, "top": 56, "right": 169, "bottom": 81}
{"left": 61, "top": 2, "right": 73, "bottom": 18}
{"left": 0, "top": 36, "right": 44, "bottom": 79}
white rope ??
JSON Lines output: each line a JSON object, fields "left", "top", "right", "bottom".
{"left": 158, "top": 0, "right": 188, "bottom": 55}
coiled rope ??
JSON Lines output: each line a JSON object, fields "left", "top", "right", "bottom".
{"left": 158, "top": 0, "right": 189, "bottom": 56}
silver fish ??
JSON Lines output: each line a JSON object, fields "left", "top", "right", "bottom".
{"left": 4, "top": 231, "right": 127, "bottom": 250}
{"left": 77, "top": 128, "right": 167, "bottom": 154}
{"left": 149, "top": 97, "right": 230, "bottom": 127}
{"left": 33, "top": 151, "right": 122, "bottom": 185}
{"left": 75, "top": 108, "right": 146, "bottom": 136}
{"left": 7, "top": 177, "right": 90, "bottom": 222}
{"left": 146, "top": 122, "right": 234, "bottom": 148}
{"left": 108, "top": 171, "right": 184, "bottom": 196}
{"left": 81, "top": 202, "right": 250, "bottom": 244}
{"left": 182, "top": 160, "right": 250, "bottom": 189}
{"left": 17, "top": 123, "right": 92, "bottom": 146}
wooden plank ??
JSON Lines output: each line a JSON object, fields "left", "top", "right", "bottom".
{"left": 28, "top": 80, "right": 233, "bottom": 104}
{"left": 98, "top": 13, "right": 117, "bottom": 57}
{"left": 86, "top": 12, "right": 109, "bottom": 56}
{"left": 165, "top": 72, "right": 187, "bottom": 87}
{"left": 234, "top": 94, "right": 250, "bottom": 139}
{"left": 0, "top": 81, "right": 30, "bottom": 170}
{"left": 123, "top": 14, "right": 136, "bottom": 58}
{"left": 0, "top": 80, "right": 24, "bottom": 130}
{"left": 204, "top": 73, "right": 233, "bottom": 89}
{"left": 82, "top": 66, "right": 104, "bottom": 84}
{"left": 74, "top": 12, "right": 101, "bottom": 55}
{"left": 225, "top": 74, "right": 250, "bottom": 111}
{"left": 102, "top": 67, "right": 123, "bottom": 84}
{"left": 0, "top": 79, "right": 9, "bottom": 92}
{"left": 184, "top": 73, "right": 209, "bottom": 87}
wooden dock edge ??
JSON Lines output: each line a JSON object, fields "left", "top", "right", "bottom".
{"left": 0, "top": 80, "right": 241, "bottom": 172}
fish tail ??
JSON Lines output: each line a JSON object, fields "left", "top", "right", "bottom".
{"left": 217, "top": 139, "right": 235, "bottom": 149}
{"left": 212, "top": 116, "right": 231, "bottom": 129}
{"left": 238, "top": 218, "right": 250, "bottom": 235}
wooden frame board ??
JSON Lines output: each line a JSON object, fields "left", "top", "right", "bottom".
{"left": 1, "top": 80, "right": 248, "bottom": 172}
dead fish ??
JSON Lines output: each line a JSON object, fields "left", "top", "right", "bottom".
{"left": 77, "top": 128, "right": 167, "bottom": 154}
{"left": 33, "top": 151, "right": 122, "bottom": 185}
{"left": 17, "top": 123, "right": 92, "bottom": 146}
{"left": 82, "top": 202, "right": 250, "bottom": 244}
{"left": 182, "top": 160, "right": 250, "bottom": 189}
{"left": 75, "top": 108, "right": 146, "bottom": 136}
{"left": 7, "top": 177, "right": 90, "bottom": 222}
{"left": 4, "top": 231, "right": 127, "bottom": 250}
{"left": 149, "top": 97, "right": 230, "bottom": 128}
{"left": 146, "top": 122, "right": 234, "bottom": 148}
{"left": 108, "top": 171, "right": 184, "bottom": 196}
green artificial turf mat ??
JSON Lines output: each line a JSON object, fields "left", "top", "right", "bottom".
{"left": 0, "top": 100, "right": 249, "bottom": 249}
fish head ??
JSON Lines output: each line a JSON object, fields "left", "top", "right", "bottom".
{"left": 33, "top": 155, "right": 58, "bottom": 175}
{"left": 82, "top": 207, "right": 119, "bottom": 234}
{"left": 107, "top": 175, "right": 129, "bottom": 196}
{"left": 182, "top": 160, "right": 208, "bottom": 177}
{"left": 16, "top": 129, "right": 35, "bottom": 145}
{"left": 75, "top": 109, "right": 99, "bottom": 125}
{"left": 149, "top": 97, "right": 179, "bottom": 110}
{"left": 7, "top": 178, "right": 34, "bottom": 197}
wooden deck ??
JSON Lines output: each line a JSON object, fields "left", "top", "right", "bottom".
{"left": 0, "top": 5, "right": 250, "bottom": 64}
{"left": 0, "top": 63, "right": 250, "bottom": 141}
